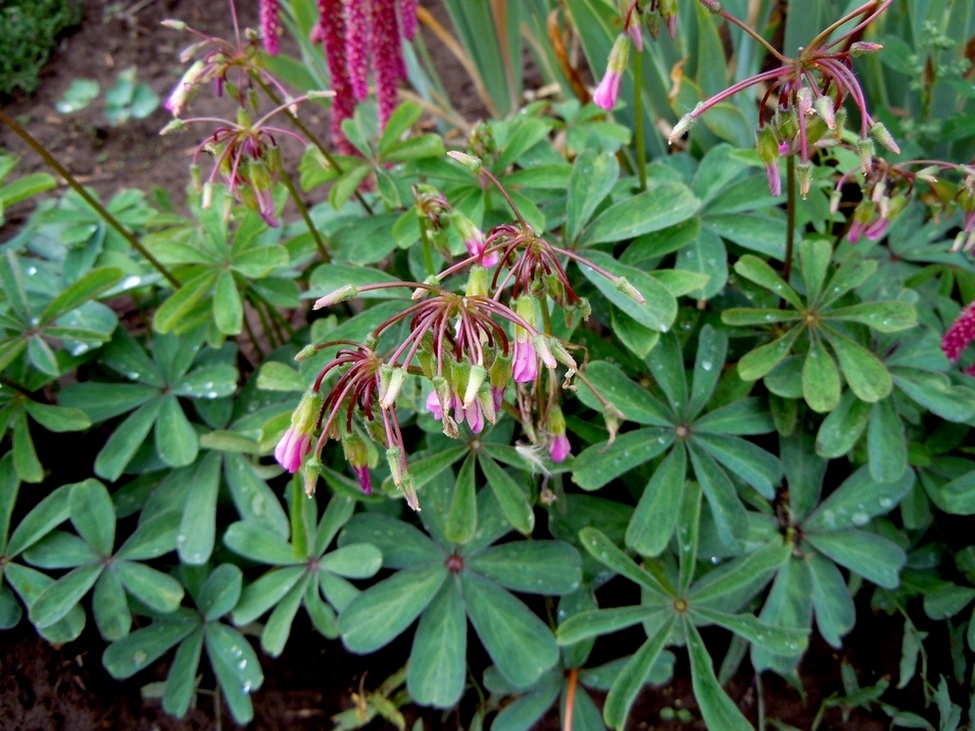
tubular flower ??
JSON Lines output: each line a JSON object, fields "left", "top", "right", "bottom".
{"left": 593, "top": 34, "right": 630, "bottom": 110}
{"left": 942, "top": 301, "right": 975, "bottom": 374}
{"left": 548, "top": 406, "right": 571, "bottom": 463}
{"left": 512, "top": 297, "right": 538, "bottom": 384}
{"left": 274, "top": 390, "right": 323, "bottom": 472}
{"left": 260, "top": 0, "right": 281, "bottom": 56}
{"left": 454, "top": 213, "right": 498, "bottom": 268}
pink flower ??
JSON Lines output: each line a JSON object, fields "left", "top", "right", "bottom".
{"left": 593, "top": 35, "right": 630, "bottom": 111}
{"left": 370, "top": 0, "right": 405, "bottom": 129}
{"left": 400, "top": 0, "right": 418, "bottom": 40}
{"left": 352, "top": 464, "right": 372, "bottom": 495}
{"left": 464, "top": 400, "right": 484, "bottom": 434}
{"left": 454, "top": 213, "right": 498, "bottom": 267}
{"left": 425, "top": 390, "right": 444, "bottom": 420}
{"left": 512, "top": 334, "right": 537, "bottom": 383}
{"left": 549, "top": 433, "right": 571, "bottom": 463}
{"left": 275, "top": 428, "right": 312, "bottom": 473}
{"left": 260, "top": 0, "right": 281, "bottom": 56}
{"left": 942, "top": 301, "right": 975, "bottom": 365}
{"left": 316, "top": 0, "right": 356, "bottom": 154}
{"left": 346, "top": 0, "right": 372, "bottom": 101}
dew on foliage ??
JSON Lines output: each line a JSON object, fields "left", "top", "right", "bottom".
{"left": 133, "top": 651, "right": 147, "bottom": 665}
{"left": 701, "top": 360, "right": 713, "bottom": 371}
{"left": 850, "top": 511, "right": 870, "bottom": 526}
{"left": 878, "top": 496, "right": 893, "bottom": 509}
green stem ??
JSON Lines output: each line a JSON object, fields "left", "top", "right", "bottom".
{"left": 242, "top": 304, "right": 266, "bottom": 360}
{"left": 0, "top": 109, "right": 181, "bottom": 289}
{"left": 249, "top": 72, "right": 374, "bottom": 215}
{"left": 279, "top": 165, "right": 329, "bottom": 261}
{"left": 539, "top": 294, "right": 553, "bottom": 336}
{"left": 633, "top": 46, "right": 647, "bottom": 192}
{"left": 784, "top": 155, "right": 796, "bottom": 283}
{"left": 419, "top": 218, "right": 437, "bottom": 278}
{"left": 253, "top": 298, "right": 277, "bottom": 350}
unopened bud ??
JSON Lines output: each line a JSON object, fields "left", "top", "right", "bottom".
{"left": 313, "top": 284, "right": 359, "bottom": 309}
{"left": 697, "top": 0, "right": 721, "bottom": 11}
{"left": 465, "top": 265, "right": 490, "bottom": 297}
{"left": 614, "top": 276, "right": 646, "bottom": 305}
{"left": 159, "top": 119, "right": 185, "bottom": 135}
{"left": 869, "top": 121, "right": 900, "bottom": 155}
{"left": 161, "top": 19, "right": 187, "bottom": 30}
{"left": 829, "top": 187, "right": 842, "bottom": 215}
{"left": 532, "top": 334, "right": 558, "bottom": 369}
{"left": 796, "top": 161, "right": 813, "bottom": 199}
{"left": 463, "top": 364, "right": 487, "bottom": 408}
{"left": 850, "top": 41, "right": 883, "bottom": 56}
{"left": 294, "top": 344, "right": 319, "bottom": 361}
{"left": 447, "top": 150, "right": 483, "bottom": 174}
{"left": 379, "top": 365, "right": 406, "bottom": 409}
{"left": 303, "top": 455, "right": 321, "bottom": 497}
{"left": 307, "top": 90, "right": 335, "bottom": 100}
{"left": 202, "top": 182, "right": 214, "bottom": 210}
{"left": 796, "top": 87, "right": 813, "bottom": 118}
{"left": 856, "top": 137, "right": 875, "bottom": 175}
{"left": 813, "top": 94, "right": 836, "bottom": 130}
{"left": 669, "top": 107, "right": 700, "bottom": 144}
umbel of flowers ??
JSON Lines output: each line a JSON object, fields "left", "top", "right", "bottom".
{"left": 274, "top": 153, "right": 646, "bottom": 510}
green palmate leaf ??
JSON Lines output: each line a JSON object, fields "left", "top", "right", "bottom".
{"left": 178, "top": 452, "right": 221, "bottom": 565}
{"left": 30, "top": 563, "right": 102, "bottom": 628}
{"left": 626, "top": 441, "right": 686, "bottom": 557}
{"left": 490, "top": 675, "right": 562, "bottom": 731}
{"left": 807, "top": 553, "right": 855, "bottom": 648}
{"left": 224, "top": 454, "right": 288, "bottom": 538}
{"left": 572, "top": 428, "right": 673, "bottom": 491}
{"left": 155, "top": 395, "right": 198, "bottom": 467}
{"left": 647, "top": 333, "right": 688, "bottom": 414}
{"left": 61, "top": 382, "right": 158, "bottom": 423}
{"left": 803, "top": 333, "right": 841, "bottom": 413}
{"left": 823, "top": 328, "right": 892, "bottom": 403}
{"left": 686, "top": 441, "right": 747, "bottom": 549}
{"left": 692, "top": 607, "right": 808, "bottom": 656}
{"left": 114, "top": 560, "right": 184, "bottom": 614}
{"left": 677, "top": 482, "right": 703, "bottom": 595}
{"left": 603, "top": 613, "right": 677, "bottom": 731}
{"left": 566, "top": 150, "right": 619, "bottom": 245}
{"left": 340, "top": 513, "right": 443, "bottom": 569}
{"left": 476, "top": 454, "right": 533, "bottom": 535}
{"left": 23, "top": 401, "right": 91, "bottom": 432}
{"left": 213, "top": 270, "right": 243, "bottom": 335}
{"left": 39, "top": 266, "right": 124, "bottom": 323}
{"left": 12, "top": 413, "right": 43, "bottom": 483}
{"left": 893, "top": 369, "right": 975, "bottom": 422}
{"left": 407, "top": 579, "right": 466, "bottom": 708}
{"left": 751, "top": 558, "right": 810, "bottom": 674}
{"left": 6, "top": 485, "right": 71, "bottom": 557}
{"left": 205, "top": 623, "right": 263, "bottom": 724}
{"left": 28, "top": 335, "right": 60, "bottom": 377}
{"left": 223, "top": 521, "right": 297, "bottom": 565}
{"left": 804, "top": 465, "right": 914, "bottom": 533}
{"left": 445, "top": 454, "right": 477, "bottom": 545}
{"left": 153, "top": 270, "right": 218, "bottom": 334}
{"left": 736, "top": 328, "right": 801, "bottom": 381}
{"left": 303, "top": 581, "right": 338, "bottom": 638}
{"left": 800, "top": 238, "right": 832, "bottom": 303}
{"left": 575, "top": 362, "right": 672, "bottom": 426}
{"left": 313, "top": 495, "right": 354, "bottom": 557}
{"left": 94, "top": 397, "right": 164, "bottom": 482}
{"left": 163, "top": 625, "right": 204, "bottom": 718}
{"left": 819, "top": 256, "right": 877, "bottom": 308}
{"left": 611, "top": 309, "right": 660, "bottom": 359}
{"left": 721, "top": 309, "right": 801, "bottom": 326}
{"left": 318, "top": 544, "right": 382, "bottom": 579}
{"left": 690, "top": 540, "right": 789, "bottom": 607}
{"left": 867, "top": 397, "right": 907, "bottom": 483}
{"left": 339, "top": 565, "right": 447, "bottom": 653}
{"left": 467, "top": 541, "right": 581, "bottom": 595}
{"left": 69, "top": 480, "right": 115, "bottom": 557}
{"left": 690, "top": 325, "right": 728, "bottom": 417}
{"left": 694, "top": 434, "right": 781, "bottom": 499}
{"left": 114, "top": 509, "right": 178, "bottom": 561}
{"left": 557, "top": 606, "right": 652, "bottom": 646}
{"left": 103, "top": 615, "right": 197, "bottom": 679}
{"left": 676, "top": 227, "right": 726, "bottom": 300}
{"left": 231, "top": 566, "right": 305, "bottom": 625}
{"left": 93, "top": 570, "right": 130, "bottom": 641}
{"left": 578, "top": 183, "right": 700, "bottom": 247}
{"left": 827, "top": 301, "right": 917, "bottom": 332}
{"left": 24, "top": 531, "right": 99, "bottom": 568}
{"left": 780, "top": 433, "right": 825, "bottom": 522}
{"left": 198, "top": 564, "right": 243, "bottom": 622}
{"left": 733, "top": 255, "right": 804, "bottom": 310}
{"left": 693, "top": 399, "right": 774, "bottom": 436}
{"left": 684, "top": 618, "right": 754, "bottom": 731}
{"left": 579, "top": 527, "right": 674, "bottom": 599}
{"left": 815, "top": 390, "right": 870, "bottom": 458}
{"left": 577, "top": 251, "right": 677, "bottom": 332}
{"left": 804, "top": 530, "right": 906, "bottom": 589}
{"left": 462, "top": 571, "right": 558, "bottom": 688}
{"left": 5, "top": 564, "right": 85, "bottom": 644}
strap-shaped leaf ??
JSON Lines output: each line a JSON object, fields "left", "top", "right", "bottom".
{"left": 39, "top": 266, "right": 124, "bottom": 324}
{"left": 261, "top": 577, "right": 308, "bottom": 657}
{"left": 557, "top": 606, "right": 652, "bottom": 646}
{"left": 867, "top": 397, "right": 908, "bottom": 483}
{"left": 823, "top": 327, "right": 892, "bottom": 403}
{"left": 319, "top": 543, "right": 382, "bottom": 579}
{"left": 575, "top": 361, "right": 673, "bottom": 426}
{"left": 750, "top": 558, "right": 811, "bottom": 674}
{"left": 691, "top": 539, "right": 788, "bottom": 607}
{"left": 800, "top": 238, "right": 832, "bottom": 304}
{"left": 339, "top": 565, "right": 447, "bottom": 653}
{"left": 603, "top": 613, "right": 677, "bottom": 731}
{"left": 827, "top": 301, "right": 917, "bottom": 333}
{"left": 197, "top": 564, "right": 243, "bottom": 621}
{"left": 566, "top": 150, "right": 619, "bottom": 245}
{"left": 155, "top": 395, "right": 198, "bottom": 468}
{"left": 804, "top": 530, "right": 906, "bottom": 589}
{"left": 205, "top": 623, "right": 263, "bottom": 724}
{"left": 692, "top": 606, "right": 808, "bottom": 656}
{"left": 808, "top": 553, "right": 854, "bottom": 648}
{"left": 626, "top": 442, "right": 686, "bottom": 557}
{"left": 445, "top": 453, "right": 477, "bottom": 545}
{"left": 893, "top": 368, "right": 975, "bottom": 422}
{"left": 407, "top": 580, "right": 467, "bottom": 708}
{"left": 684, "top": 618, "right": 754, "bottom": 731}
{"left": 694, "top": 398, "right": 775, "bottom": 436}
{"left": 94, "top": 397, "right": 164, "bottom": 482}
{"left": 467, "top": 541, "right": 581, "bottom": 595}
{"left": 686, "top": 441, "right": 748, "bottom": 550}
{"left": 805, "top": 464, "right": 913, "bottom": 534}
{"left": 153, "top": 270, "right": 219, "bottom": 334}
{"left": 572, "top": 428, "right": 673, "bottom": 491}
{"left": 477, "top": 454, "right": 534, "bottom": 535}
{"left": 733, "top": 255, "right": 804, "bottom": 310}
{"left": 578, "top": 183, "right": 700, "bottom": 247}
{"left": 177, "top": 452, "right": 221, "bottom": 565}
{"left": 92, "top": 569, "right": 130, "bottom": 641}
{"left": 69, "top": 479, "right": 115, "bottom": 557}
{"left": 162, "top": 625, "right": 204, "bottom": 718}
{"left": 689, "top": 325, "right": 728, "bottom": 417}
{"left": 463, "top": 571, "right": 559, "bottom": 688}
{"left": 694, "top": 433, "right": 781, "bottom": 499}
{"left": 819, "top": 255, "right": 877, "bottom": 309}
{"left": 114, "top": 560, "right": 185, "bottom": 615}
{"left": 232, "top": 566, "right": 305, "bottom": 626}
{"left": 803, "top": 332, "right": 841, "bottom": 413}
{"left": 647, "top": 333, "right": 689, "bottom": 416}
{"left": 578, "top": 527, "right": 674, "bottom": 599}
{"left": 6, "top": 484, "right": 71, "bottom": 557}
{"left": 736, "top": 327, "right": 801, "bottom": 382}
{"left": 577, "top": 251, "right": 677, "bottom": 332}
{"left": 103, "top": 615, "right": 197, "bottom": 679}
{"left": 224, "top": 453, "right": 289, "bottom": 539}
{"left": 815, "top": 389, "right": 870, "bottom": 459}
{"left": 30, "top": 563, "right": 102, "bottom": 628}
{"left": 224, "top": 521, "right": 300, "bottom": 565}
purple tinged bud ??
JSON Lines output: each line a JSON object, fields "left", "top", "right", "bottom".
{"left": 625, "top": 21, "right": 643, "bottom": 52}
{"left": 425, "top": 390, "right": 444, "bottom": 420}
{"left": 164, "top": 60, "right": 205, "bottom": 116}
{"left": 856, "top": 137, "right": 875, "bottom": 175}
{"left": 379, "top": 365, "right": 406, "bottom": 409}
{"left": 447, "top": 150, "right": 483, "bottom": 173}
{"left": 697, "top": 0, "right": 721, "bottom": 11}
{"left": 533, "top": 335, "right": 558, "bottom": 370}
{"left": 614, "top": 276, "right": 646, "bottom": 305}
{"left": 796, "top": 87, "right": 813, "bottom": 118}
{"left": 512, "top": 336, "right": 537, "bottom": 383}
{"left": 453, "top": 213, "right": 497, "bottom": 267}
{"left": 548, "top": 406, "right": 570, "bottom": 463}
{"left": 313, "top": 284, "right": 359, "bottom": 310}
{"left": 850, "top": 41, "right": 883, "bottom": 56}
{"left": 274, "top": 391, "right": 323, "bottom": 473}
{"left": 813, "top": 94, "right": 836, "bottom": 130}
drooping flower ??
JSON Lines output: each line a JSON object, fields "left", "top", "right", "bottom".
{"left": 548, "top": 406, "right": 571, "bottom": 463}
{"left": 274, "top": 390, "right": 323, "bottom": 472}
{"left": 260, "top": 0, "right": 281, "bottom": 56}
{"left": 593, "top": 34, "right": 630, "bottom": 111}
{"left": 342, "top": 430, "right": 373, "bottom": 495}
{"left": 512, "top": 297, "right": 538, "bottom": 384}
{"left": 454, "top": 213, "right": 498, "bottom": 267}
{"left": 942, "top": 301, "right": 975, "bottom": 373}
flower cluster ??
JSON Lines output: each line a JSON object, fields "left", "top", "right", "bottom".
{"left": 942, "top": 301, "right": 975, "bottom": 375}
{"left": 273, "top": 154, "right": 645, "bottom": 509}
{"left": 312, "top": 0, "right": 419, "bottom": 153}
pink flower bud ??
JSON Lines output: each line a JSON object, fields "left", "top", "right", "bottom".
{"left": 593, "top": 35, "right": 630, "bottom": 111}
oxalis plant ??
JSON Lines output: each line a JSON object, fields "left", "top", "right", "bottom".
{"left": 2, "top": 0, "right": 975, "bottom": 729}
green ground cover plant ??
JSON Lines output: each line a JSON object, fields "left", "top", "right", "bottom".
{"left": 2, "top": 0, "right": 975, "bottom": 728}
